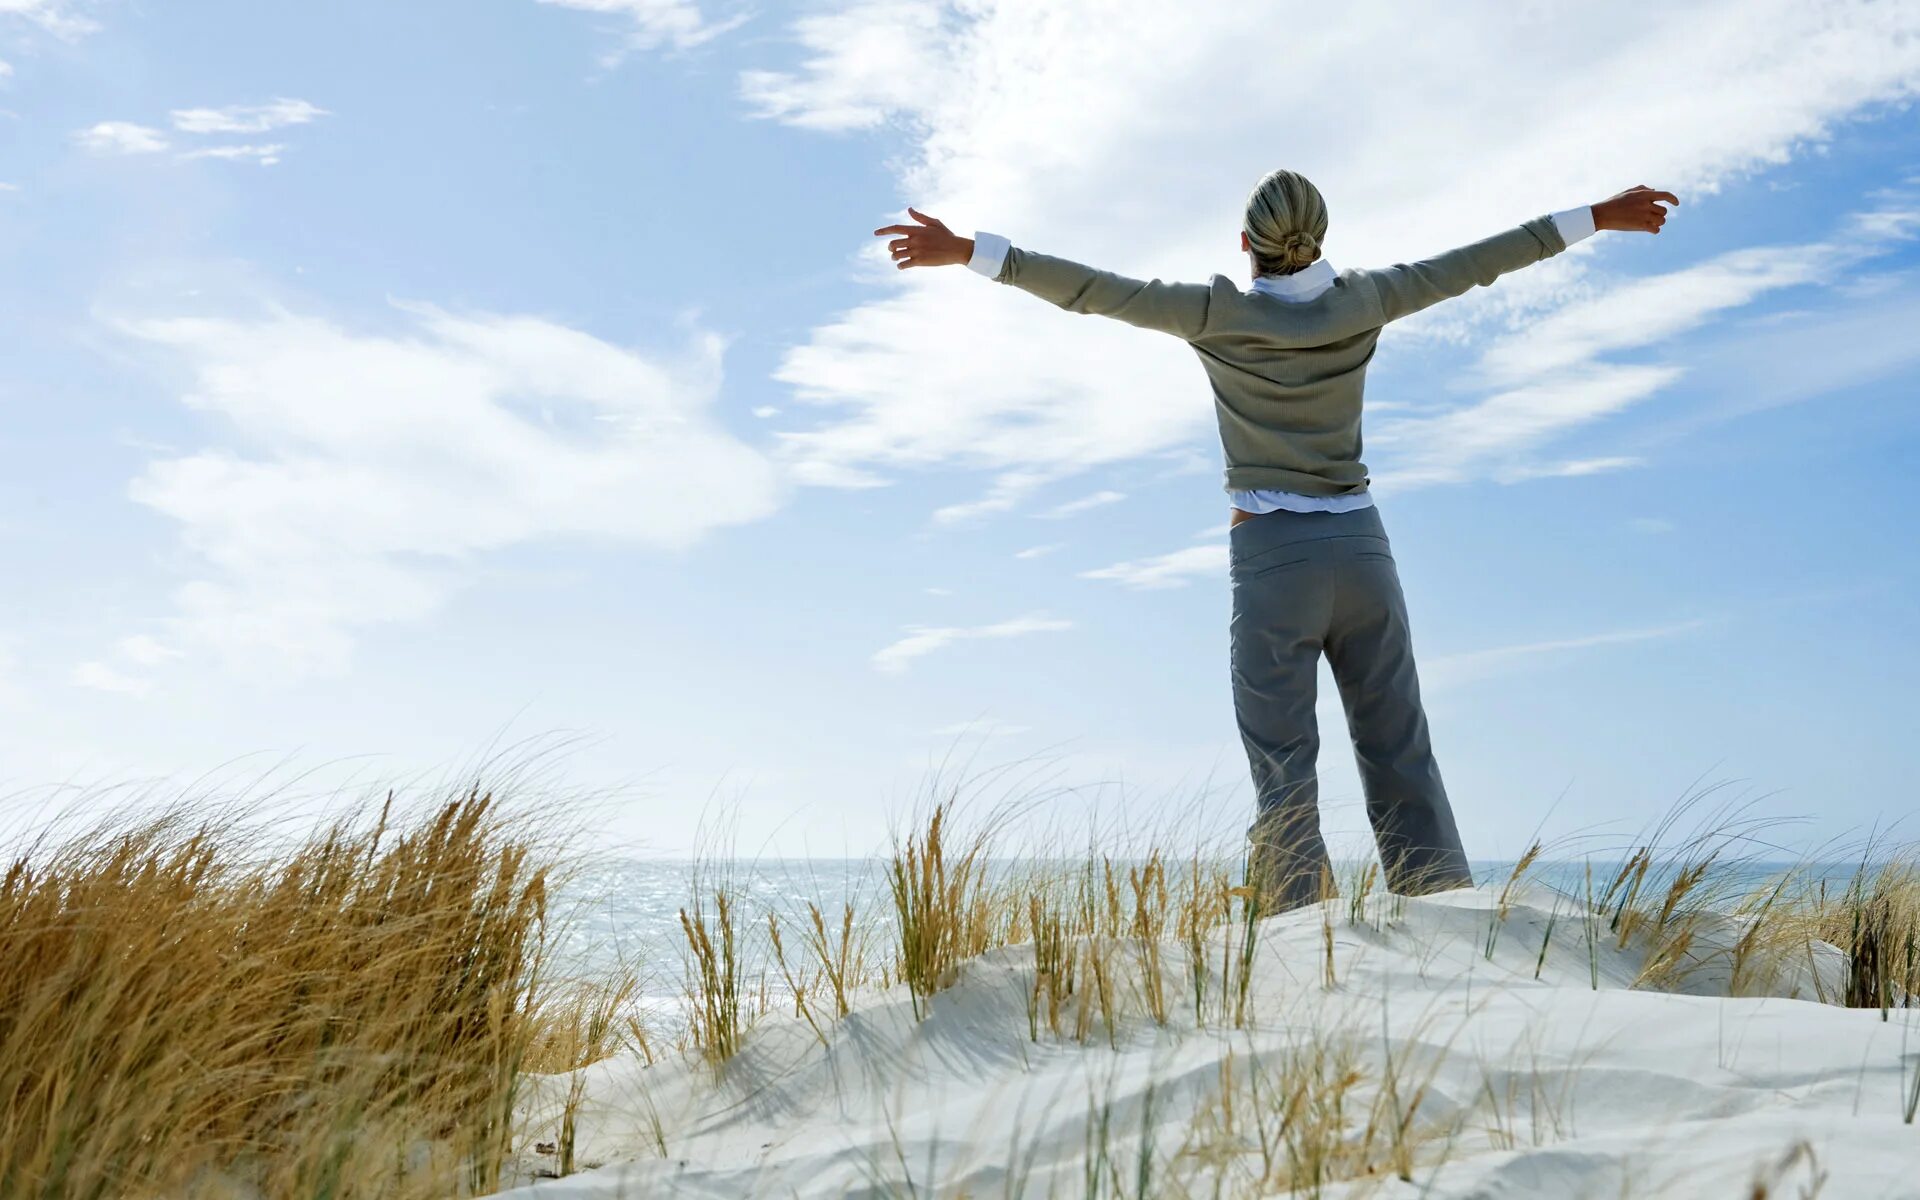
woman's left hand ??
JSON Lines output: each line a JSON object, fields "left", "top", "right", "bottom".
{"left": 873, "top": 207, "right": 973, "bottom": 269}
{"left": 1592, "top": 185, "right": 1680, "bottom": 234}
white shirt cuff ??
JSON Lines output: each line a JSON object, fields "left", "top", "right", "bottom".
{"left": 1550, "top": 205, "right": 1596, "bottom": 247}
{"left": 967, "top": 230, "right": 1011, "bottom": 278}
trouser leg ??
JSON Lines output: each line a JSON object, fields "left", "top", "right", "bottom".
{"left": 1230, "top": 550, "right": 1335, "bottom": 916}
{"left": 1325, "top": 544, "right": 1473, "bottom": 896}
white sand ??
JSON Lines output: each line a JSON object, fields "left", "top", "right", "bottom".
{"left": 501, "top": 883, "right": 1919, "bottom": 1198}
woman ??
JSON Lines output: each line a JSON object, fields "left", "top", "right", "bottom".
{"left": 874, "top": 171, "right": 1679, "bottom": 915}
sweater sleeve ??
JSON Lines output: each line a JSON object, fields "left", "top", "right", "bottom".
{"left": 1364, "top": 213, "right": 1568, "bottom": 325}
{"left": 980, "top": 238, "right": 1212, "bottom": 341}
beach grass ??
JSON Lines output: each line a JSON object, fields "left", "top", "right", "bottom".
{"left": 617, "top": 788, "right": 1919, "bottom": 1195}
{"left": 6, "top": 770, "right": 1917, "bottom": 1196}
{"left": 0, "top": 783, "right": 614, "bottom": 1199}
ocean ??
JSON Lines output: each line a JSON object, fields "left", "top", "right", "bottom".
{"left": 543, "top": 855, "right": 1875, "bottom": 1025}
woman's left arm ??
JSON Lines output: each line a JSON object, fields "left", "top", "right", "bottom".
{"left": 875, "top": 207, "right": 1213, "bottom": 341}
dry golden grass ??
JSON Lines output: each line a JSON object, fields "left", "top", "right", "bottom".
{"left": 799, "top": 899, "right": 868, "bottom": 1021}
{"left": 1125, "top": 852, "right": 1170, "bottom": 1026}
{"left": 15, "top": 763, "right": 1917, "bottom": 1198}
{"left": 0, "top": 784, "right": 608, "bottom": 1199}
{"left": 1809, "top": 855, "right": 1918, "bottom": 1009}
{"left": 592, "top": 790, "right": 1920, "bottom": 1192}
{"left": 653, "top": 787, "right": 1920, "bottom": 1196}
{"left": 524, "top": 973, "right": 640, "bottom": 1177}
{"left": 1470, "top": 787, "right": 1919, "bottom": 1016}
{"left": 655, "top": 780, "right": 1920, "bottom": 1192}
{"left": 1161, "top": 1007, "right": 1463, "bottom": 1200}
{"left": 886, "top": 800, "right": 1004, "bottom": 1019}
{"left": 678, "top": 886, "right": 743, "bottom": 1068}
{"left": 1746, "top": 1138, "right": 1829, "bottom": 1198}
{"left": 1024, "top": 885, "right": 1076, "bottom": 1040}
{"left": 1735, "top": 850, "right": 1920, "bottom": 1012}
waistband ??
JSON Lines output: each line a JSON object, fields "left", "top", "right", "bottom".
{"left": 1227, "top": 503, "right": 1388, "bottom": 550}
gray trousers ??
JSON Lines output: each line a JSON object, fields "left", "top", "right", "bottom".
{"left": 1229, "top": 504, "right": 1473, "bottom": 913}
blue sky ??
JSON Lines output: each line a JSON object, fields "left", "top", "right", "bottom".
{"left": 1, "top": 0, "right": 1917, "bottom": 859}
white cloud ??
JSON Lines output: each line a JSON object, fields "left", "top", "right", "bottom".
{"left": 1080, "top": 544, "right": 1226, "bottom": 591}
{"left": 72, "top": 661, "right": 152, "bottom": 696}
{"left": 0, "top": 0, "right": 98, "bottom": 39}
{"left": 74, "top": 121, "right": 169, "bottom": 155}
{"left": 179, "top": 143, "right": 287, "bottom": 166}
{"left": 1367, "top": 189, "right": 1920, "bottom": 487}
{"left": 751, "top": 405, "right": 779, "bottom": 418}
{"left": 1013, "top": 543, "right": 1060, "bottom": 559}
{"left": 930, "top": 718, "right": 1029, "bottom": 739}
{"left": 1473, "top": 244, "right": 1834, "bottom": 386}
{"left": 1038, "top": 489, "right": 1125, "bottom": 519}
{"left": 110, "top": 301, "right": 782, "bottom": 676}
{"left": 872, "top": 611, "right": 1071, "bottom": 673}
{"left": 1424, "top": 619, "right": 1708, "bottom": 690}
{"left": 740, "top": 0, "right": 952, "bottom": 131}
{"left": 170, "top": 98, "right": 327, "bottom": 134}
{"left": 118, "top": 635, "right": 182, "bottom": 666}
{"left": 0, "top": 59, "right": 12, "bottom": 80}
{"left": 536, "top": 0, "right": 746, "bottom": 53}
{"left": 930, "top": 468, "right": 1056, "bottom": 525}
{"left": 1493, "top": 455, "right": 1646, "bottom": 484}
{"left": 786, "top": 458, "right": 889, "bottom": 488}
{"left": 755, "top": 1, "right": 1920, "bottom": 513}
{"left": 1683, "top": 271, "right": 1920, "bottom": 423}
{"left": 0, "top": 182, "right": 17, "bottom": 193}
{"left": 1366, "top": 365, "right": 1682, "bottom": 489}
{"left": 77, "top": 104, "right": 324, "bottom": 165}
{"left": 1630, "top": 517, "right": 1676, "bottom": 534}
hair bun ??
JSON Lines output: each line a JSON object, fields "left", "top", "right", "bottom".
{"left": 1243, "top": 169, "right": 1328, "bottom": 277}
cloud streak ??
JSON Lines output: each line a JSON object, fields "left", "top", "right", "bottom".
{"left": 1423, "top": 619, "right": 1710, "bottom": 689}
{"left": 536, "top": 0, "right": 746, "bottom": 53}
{"left": 1039, "top": 489, "right": 1125, "bottom": 520}
{"left": 170, "top": 98, "right": 327, "bottom": 134}
{"left": 1080, "top": 545, "right": 1225, "bottom": 591}
{"left": 740, "top": 0, "right": 951, "bottom": 131}
{"left": 71, "top": 661, "right": 152, "bottom": 696}
{"left": 872, "top": 611, "right": 1072, "bottom": 673}
{"left": 75, "top": 121, "right": 168, "bottom": 155}
{"left": 1369, "top": 189, "right": 1920, "bottom": 487}
{"left": 179, "top": 143, "right": 287, "bottom": 166}
{"left": 929, "top": 468, "right": 1055, "bottom": 525}
{"left": 79, "top": 98, "right": 331, "bottom": 166}
{"left": 0, "top": 0, "right": 98, "bottom": 39}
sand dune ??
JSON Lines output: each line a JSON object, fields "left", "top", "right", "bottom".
{"left": 503, "top": 882, "right": 1916, "bottom": 1198}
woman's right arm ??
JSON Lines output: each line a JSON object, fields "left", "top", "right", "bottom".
{"left": 1367, "top": 185, "right": 1678, "bottom": 324}
{"left": 966, "top": 232, "right": 1213, "bottom": 341}
{"left": 875, "top": 207, "right": 1213, "bottom": 340}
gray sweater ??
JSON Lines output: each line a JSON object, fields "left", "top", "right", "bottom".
{"left": 985, "top": 214, "right": 1572, "bottom": 496}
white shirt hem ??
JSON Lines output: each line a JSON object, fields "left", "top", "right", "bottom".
{"left": 1229, "top": 489, "right": 1375, "bottom": 514}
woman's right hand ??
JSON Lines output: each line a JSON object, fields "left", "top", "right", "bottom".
{"left": 874, "top": 207, "right": 976, "bottom": 269}
{"left": 1593, "top": 185, "right": 1680, "bottom": 234}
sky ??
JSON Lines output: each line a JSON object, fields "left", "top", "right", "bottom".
{"left": 1, "top": 0, "right": 1917, "bottom": 861}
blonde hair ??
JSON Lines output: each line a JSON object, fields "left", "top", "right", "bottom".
{"left": 1244, "top": 168, "right": 1328, "bottom": 276}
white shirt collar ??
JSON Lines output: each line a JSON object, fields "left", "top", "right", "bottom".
{"left": 1248, "top": 257, "right": 1335, "bottom": 300}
